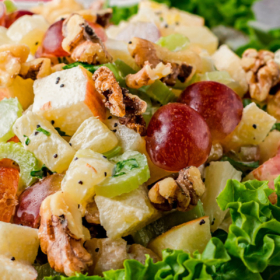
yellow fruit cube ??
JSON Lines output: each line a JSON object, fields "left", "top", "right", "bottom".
{"left": 20, "top": 28, "right": 45, "bottom": 55}
{"left": 201, "top": 161, "right": 242, "bottom": 232}
{"left": 61, "top": 149, "right": 114, "bottom": 205}
{"left": 222, "top": 103, "right": 276, "bottom": 152}
{"left": 70, "top": 117, "right": 118, "bottom": 153}
{"left": 148, "top": 217, "right": 211, "bottom": 258}
{"left": 259, "top": 130, "right": 280, "bottom": 164}
{"left": 0, "top": 221, "right": 39, "bottom": 263}
{"left": 95, "top": 186, "right": 160, "bottom": 239}
{"left": 13, "top": 111, "right": 75, "bottom": 173}
{"left": 32, "top": 66, "right": 106, "bottom": 136}
{"left": 0, "top": 255, "right": 37, "bottom": 280}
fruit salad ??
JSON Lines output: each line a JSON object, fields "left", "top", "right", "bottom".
{"left": 1, "top": 0, "right": 280, "bottom": 279}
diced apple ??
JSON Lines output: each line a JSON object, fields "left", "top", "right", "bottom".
{"left": 0, "top": 255, "right": 37, "bottom": 280}
{"left": 20, "top": 28, "right": 45, "bottom": 55}
{"left": 259, "top": 130, "right": 280, "bottom": 164}
{"left": 222, "top": 103, "right": 276, "bottom": 152}
{"left": 148, "top": 216, "right": 211, "bottom": 258}
{"left": 32, "top": 66, "right": 106, "bottom": 136}
{"left": 212, "top": 45, "right": 248, "bottom": 97}
{"left": 13, "top": 111, "right": 76, "bottom": 173}
{"left": 0, "top": 76, "right": 34, "bottom": 110}
{"left": 95, "top": 185, "right": 160, "bottom": 239}
{"left": 61, "top": 149, "right": 114, "bottom": 205}
{"left": 201, "top": 161, "right": 242, "bottom": 232}
{"left": 174, "top": 26, "right": 218, "bottom": 55}
{"left": 0, "top": 26, "right": 13, "bottom": 45}
{"left": 0, "top": 221, "right": 39, "bottom": 263}
{"left": 70, "top": 117, "right": 118, "bottom": 153}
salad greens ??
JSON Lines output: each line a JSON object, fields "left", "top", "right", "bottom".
{"left": 31, "top": 164, "right": 54, "bottom": 179}
{"left": 43, "top": 176, "right": 280, "bottom": 280}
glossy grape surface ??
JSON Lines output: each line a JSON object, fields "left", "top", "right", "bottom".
{"left": 146, "top": 103, "right": 211, "bottom": 171}
{"left": 179, "top": 81, "right": 243, "bottom": 142}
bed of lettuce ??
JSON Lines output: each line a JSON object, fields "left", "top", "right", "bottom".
{"left": 39, "top": 175, "right": 280, "bottom": 280}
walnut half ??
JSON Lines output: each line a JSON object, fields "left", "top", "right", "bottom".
{"left": 39, "top": 191, "right": 92, "bottom": 276}
{"left": 148, "top": 166, "right": 205, "bottom": 211}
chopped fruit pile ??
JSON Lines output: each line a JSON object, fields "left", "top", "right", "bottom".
{"left": 0, "top": 0, "right": 280, "bottom": 280}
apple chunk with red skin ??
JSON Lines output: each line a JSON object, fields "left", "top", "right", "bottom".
{"left": 14, "top": 174, "right": 63, "bottom": 228}
{"left": 32, "top": 66, "right": 106, "bottom": 136}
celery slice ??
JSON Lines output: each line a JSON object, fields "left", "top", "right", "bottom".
{"left": 95, "top": 151, "right": 150, "bottom": 198}
{"left": 103, "top": 146, "right": 122, "bottom": 159}
{"left": 157, "top": 34, "right": 190, "bottom": 52}
{"left": 0, "top": 142, "right": 40, "bottom": 190}
{"left": 0, "top": 98, "right": 23, "bottom": 143}
{"left": 4, "top": 0, "right": 17, "bottom": 13}
{"left": 133, "top": 200, "right": 205, "bottom": 246}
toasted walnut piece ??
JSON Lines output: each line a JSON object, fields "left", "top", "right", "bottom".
{"left": 93, "top": 67, "right": 147, "bottom": 135}
{"left": 267, "top": 89, "right": 280, "bottom": 120}
{"left": 207, "top": 143, "right": 223, "bottom": 163}
{"left": 20, "top": 58, "right": 52, "bottom": 80}
{"left": 0, "top": 44, "right": 30, "bottom": 63}
{"left": 126, "top": 62, "right": 172, "bottom": 89}
{"left": 39, "top": 192, "right": 92, "bottom": 276}
{"left": 149, "top": 167, "right": 205, "bottom": 212}
{"left": 128, "top": 37, "right": 199, "bottom": 86}
{"left": 85, "top": 201, "right": 100, "bottom": 224}
{"left": 85, "top": 238, "right": 128, "bottom": 276}
{"left": 127, "top": 244, "right": 159, "bottom": 264}
{"left": 241, "top": 49, "right": 280, "bottom": 102}
{"left": 62, "top": 13, "right": 112, "bottom": 65}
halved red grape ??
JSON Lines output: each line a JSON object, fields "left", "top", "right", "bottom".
{"left": 0, "top": 3, "right": 6, "bottom": 26}
{"left": 5, "top": 10, "right": 34, "bottom": 28}
{"left": 14, "top": 174, "right": 63, "bottom": 228}
{"left": 146, "top": 103, "right": 211, "bottom": 171}
{"left": 179, "top": 81, "right": 243, "bottom": 142}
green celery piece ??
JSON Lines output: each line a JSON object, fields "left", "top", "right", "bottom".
{"left": 4, "top": 0, "right": 17, "bottom": 13}
{"left": 62, "top": 62, "right": 99, "bottom": 73}
{"left": 156, "top": 33, "right": 190, "bottom": 52}
{"left": 133, "top": 200, "right": 204, "bottom": 246}
{"left": 102, "top": 146, "right": 122, "bottom": 159}
{"left": 0, "top": 98, "right": 23, "bottom": 143}
{"left": 33, "top": 263, "right": 64, "bottom": 280}
{"left": 95, "top": 151, "right": 150, "bottom": 198}
{"left": 0, "top": 142, "right": 40, "bottom": 190}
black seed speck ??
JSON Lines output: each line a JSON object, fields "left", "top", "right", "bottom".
{"left": 35, "top": 41, "right": 39, "bottom": 45}
{"left": 128, "top": 41, "right": 132, "bottom": 44}
{"left": 111, "top": 129, "right": 117, "bottom": 133}
{"left": 11, "top": 257, "right": 15, "bottom": 261}
{"left": 103, "top": 155, "right": 107, "bottom": 159}
{"left": 104, "top": 172, "right": 107, "bottom": 177}
{"left": 95, "top": 248, "right": 100, "bottom": 252}
{"left": 165, "top": 24, "right": 168, "bottom": 28}
{"left": 78, "top": 204, "right": 80, "bottom": 209}
{"left": 55, "top": 77, "right": 60, "bottom": 84}
{"left": 78, "top": 180, "right": 83, "bottom": 185}
{"left": 211, "top": 220, "right": 215, "bottom": 225}
{"left": 252, "top": 124, "right": 257, "bottom": 129}
{"left": 60, "top": 84, "right": 65, "bottom": 88}
{"left": 108, "top": 116, "right": 112, "bottom": 119}
{"left": 199, "top": 219, "right": 206, "bottom": 225}
{"left": 37, "top": 124, "right": 41, "bottom": 128}
{"left": 51, "top": 120, "right": 55, "bottom": 125}
{"left": 74, "top": 157, "right": 78, "bottom": 161}
{"left": 35, "top": 131, "right": 39, "bottom": 136}
{"left": 54, "top": 154, "right": 58, "bottom": 158}
{"left": 114, "top": 123, "right": 118, "bottom": 127}
{"left": 69, "top": 143, "right": 72, "bottom": 146}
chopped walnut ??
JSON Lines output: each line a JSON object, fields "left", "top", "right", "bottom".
{"left": 207, "top": 143, "right": 223, "bottom": 162}
{"left": 148, "top": 166, "right": 205, "bottom": 211}
{"left": 85, "top": 201, "right": 100, "bottom": 224}
{"left": 128, "top": 37, "right": 196, "bottom": 86}
{"left": 241, "top": 49, "right": 280, "bottom": 102}
{"left": 0, "top": 44, "right": 30, "bottom": 63}
{"left": 92, "top": 66, "right": 147, "bottom": 135}
{"left": 20, "top": 58, "right": 52, "bottom": 80}
{"left": 126, "top": 62, "right": 172, "bottom": 89}
{"left": 127, "top": 244, "right": 159, "bottom": 264}
{"left": 62, "top": 13, "right": 112, "bottom": 65}
{"left": 39, "top": 192, "right": 92, "bottom": 276}
{"left": 267, "top": 89, "right": 280, "bottom": 120}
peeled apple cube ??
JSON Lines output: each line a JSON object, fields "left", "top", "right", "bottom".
{"left": 70, "top": 117, "right": 118, "bottom": 153}
{"left": 13, "top": 111, "right": 75, "bottom": 173}
{"left": 222, "top": 103, "right": 276, "bottom": 152}
{"left": 212, "top": 45, "right": 248, "bottom": 97}
{"left": 259, "top": 130, "right": 280, "bottom": 164}
{"left": 32, "top": 66, "right": 106, "bottom": 136}
{"left": 148, "top": 216, "right": 211, "bottom": 258}
{"left": 0, "top": 221, "right": 39, "bottom": 264}
{"left": 7, "top": 15, "right": 49, "bottom": 42}
{"left": 0, "top": 98, "right": 22, "bottom": 143}
{"left": 61, "top": 149, "right": 114, "bottom": 205}
{"left": 95, "top": 186, "right": 160, "bottom": 239}
{"left": 0, "top": 255, "right": 37, "bottom": 280}
{"left": 201, "top": 161, "right": 242, "bottom": 232}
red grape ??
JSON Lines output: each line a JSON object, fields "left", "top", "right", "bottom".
{"left": 5, "top": 10, "right": 34, "bottom": 28}
{"left": 0, "top": 3, "right": 6, "bottom": 27}
{"left": 146, "top": 103, "right": 211, "bottom": 171}
{"left": 14, "top": 174, "right": 63, "bottom": 228}
{"left": 179, "top": 81, "right": 243, "bottom": 142}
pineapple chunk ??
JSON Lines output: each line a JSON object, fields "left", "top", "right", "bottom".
{"left": 212, "top": 45, "right": 248, "bottom": 97}
{"left": 0, "top": 255, "right": 37, "bottom": 280}
{"left": 222, "top": 103, "right": 276, "bottom": 152}
{"left": 201, "top": 162, "right": 242, "bottom": 232}
{"left": 175, "top": 26, "right": 218, "bottom": 55}
{"left": 0, "top": 221, "right": 39, "bottom": 263}
{"left": 259, "top": 130, "right": 280, "bottom": 164}
{"left": 0, "top": 26, "right": 13, "bottom": 45}
{"left": 95, "top": 186, "right": 160, "bottom": 239}
{"left": 32, "top": 66, "right": 106, "bottom": 136}
{"left": 13, "top": 111, "right": 75, "bottom": 173}
{"left": 148, "top": 216, "right": 211, "bottom": 258}
{"left": 70, "top": 117, "right": 118, "bottom": 153}
{"left": 20, "top": 28, "right": 45, "bottom": 55}
{"left": 61, "top": 149, "right": 114, "bottom": 205}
